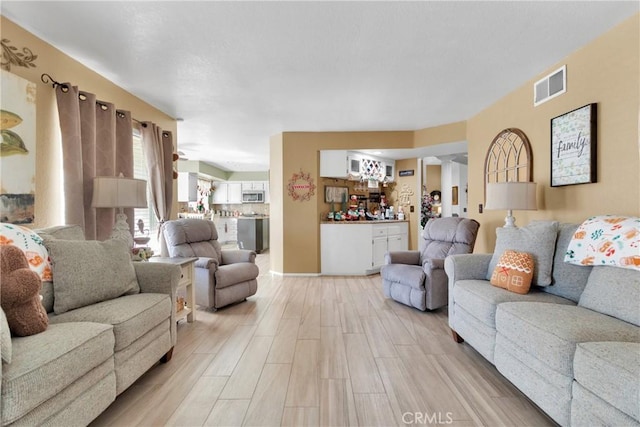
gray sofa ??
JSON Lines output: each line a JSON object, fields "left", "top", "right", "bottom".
{"left": 445, "top": 221, "right": 640, "bottom": 426}
{"left": 1, "top": 225, "right": 181, "bottom": 426}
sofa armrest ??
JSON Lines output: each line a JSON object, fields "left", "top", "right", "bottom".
{"left": 221, "top": 249, "right": 256, "bottom": 265}
{"left": 133, "top": 262, "right": 181, "bottom": 346}
{"left": 385, "top": 250, "right": 420, "bottom": 265}
{"left": 195, "top": 256, "right": 219, "bottom": 270}
{"left": 445, "top": 253, "right": 492, "bottom": 329}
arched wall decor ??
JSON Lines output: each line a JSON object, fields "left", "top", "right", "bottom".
{"left": 484, "top": 128, "right": 533, "bottom": 200}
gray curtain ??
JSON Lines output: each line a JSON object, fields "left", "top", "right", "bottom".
{"left": 140, "top": 122, "right": 173, "bottom": 236}
{"left": 55, "top": 85, "right": 134, "bottom": 241}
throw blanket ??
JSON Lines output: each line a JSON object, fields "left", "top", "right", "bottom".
{"left": 565, "top": 215, "right": 640, "bottom": 271}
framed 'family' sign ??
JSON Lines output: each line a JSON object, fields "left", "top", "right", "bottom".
{"left": 550, "top": 103, "right": 597, "bottom": 187}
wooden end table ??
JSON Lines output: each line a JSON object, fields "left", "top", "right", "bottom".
{"left": 149, "top": 257, "right": 197, "bottom": 323}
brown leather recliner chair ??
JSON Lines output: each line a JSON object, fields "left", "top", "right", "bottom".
{"left": 162, "top": 218, "right": 258, "bottom": 310}
{"left": 380, "top": 217, "right": 479, "bottom": 311}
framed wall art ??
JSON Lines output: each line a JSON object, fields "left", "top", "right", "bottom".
{"left": 550, "top": 103, "right": 597, "bottom": 187}
{"left": 1, "top": 70, "right": 37, "bottom": 224}
{"left": 324, "top": 186, "right": 348, "bottom": 204}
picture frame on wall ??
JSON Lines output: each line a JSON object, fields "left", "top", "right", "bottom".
{"left": 550, "top": 103, "right": 597, "bottom": 187}
{"left": 324, "top": 186, "right": 348, "bottom": 203}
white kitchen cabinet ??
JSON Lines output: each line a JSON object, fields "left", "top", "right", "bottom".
{"left": 211, "top": 182, "right": 243, "bottom": 204}
{"left": 177, "top": 172, "right": 198, "bottom": 202}
{"left": 321, "top": 221, "right": 408, "bottom": 275}
{"left": 213, "top": 217, "right": 238, "bottom": 243}
{"left": 241, "top": 181, "right": 264, "bottom": 191}
{"left": 212, "top": 183, "right": 228, "bottom": 204}
{"left": 320, "top": 150, "right": 349, "bottom": 178}
{"left": 227, "top": 183, "right": 242, "bottom": 204}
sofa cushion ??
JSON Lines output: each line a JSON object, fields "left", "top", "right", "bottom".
{"left": 564, "top": 215, "right": 640, "bottom": 271}
{"left": 49, "top": 293, "right": 171, "bottom": 352}
{"left": 1, "top": 322, "right": 114, "bottom": 425}
{"left": 35, "top": 224, "right": 86, "bottom": 313}
{"left": 46, "top": 239, "right": 140, "bottom": 314}
{"left": 496, "top": 302, "right": 640, "bottom": 377}
{"left": 452, "top": 279, "right": 574, "bottom": 327}
{"left": 574, "top": 341, "right": 640, "bottom": 421}
{"left": 1, "top": 308, "right": 11, "bottom": 364}
{"left": 571, "top": 381, "right": 640, "bottom": 427}
{"left": 0, "top": 223, "right": 52, "bottom": 281}
{"left": 215, "top": 262, "right": 260, "bottom": 289}
{"left": 487, "top": 221, "right": 559, "bottom": 286}
{"left": 490, "top": 250, "right": 534, "bottom": 294}
{"left": 380, "top": 264, "right": 426, "bottom": 289}
{"left": 578, "top": 266, "right": 640, "bottom": 326}
{"left": 545, "top": 223, "right": 593, "bottom": 302}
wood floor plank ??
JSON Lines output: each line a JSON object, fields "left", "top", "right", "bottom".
{"left": 203, "top": 325, "right": 257, "bottom": 376}
{"left": 285, "top": 339, "right": 320, "bottom": 407}
{"left": 319, "top": 378, "right": 350, "bottom": 427}
{"left": 376, "top": 307, "right": 416, "bottom": 345}
{"left": 343, "top": 333, "right": 385, "bottom": 393}
{"left": 281, "top": 407, "right": 320, "bottom": 427}
{"left": 353, "top": 393, "right": 397, "bottom": 427}
{"left": 254, "top": 301, "right": 287, "bottom": 337}
{"left": 243, "top": 363, "right": 292, "bottom": 426}
{"left": 321, "top": 298, "right": 341, "bottom": 327}
{"left": 164, "top": 376, "right": 228, "bottom": 427}
{"left": 375, "top": 356, "right": 431, "bottom": 424}
{"left": 298, "top": 303, "right": 321, "bottom": 339}
{"left": 219, "top": 335, "right": 273, "bottom": 399}
{"left": 360, "top": 315, "right": 397, "bottom": 358}
{"left": 266, "top": 317, "right": 301, "bottom": 364}
{"left": 395, "top": 345, "right": 472, "bottom": 422}
{"left": 203, "top": 399, "right": 250, "bottom": 426}
{"left": 339, "top": 302, "right": 364, "bottom": 333}
{"left": 319, "top": 326, "right": 349, "bottom": 379}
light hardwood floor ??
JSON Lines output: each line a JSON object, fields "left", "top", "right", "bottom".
{"left": 91, "top": 252, "right": 556, "bottom": 427}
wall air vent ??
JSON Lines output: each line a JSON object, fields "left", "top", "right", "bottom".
{"left": 534, "top": 65, "right": 566, "bottom": 106}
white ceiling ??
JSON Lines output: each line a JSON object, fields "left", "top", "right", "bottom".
{"left": 2, "top": 1, "right": 638, "bottom": 172}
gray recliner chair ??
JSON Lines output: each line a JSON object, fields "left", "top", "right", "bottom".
{"left": 380, "top": 217, "right": 479, "bottom": 311}
{"left": 162, "top": 218, "right": 259, "bottom": 310}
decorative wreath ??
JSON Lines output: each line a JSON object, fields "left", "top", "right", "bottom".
{"left": 287, "top": 170, "right": 316, "bottom": 202}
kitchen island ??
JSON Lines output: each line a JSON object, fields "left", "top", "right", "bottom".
{"left": 321, "top": 220, "right": 408, "bottom": 275}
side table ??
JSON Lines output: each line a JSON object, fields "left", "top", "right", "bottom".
{"left": 149, "top": 257, "right": 197, "bottom": 323}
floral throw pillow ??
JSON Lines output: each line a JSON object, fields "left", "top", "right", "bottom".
{"left": 0, "top": 223, "right": 52, "bottom": 281}
{"left": 565, "top": 216, "right": 640, "bottom": 271}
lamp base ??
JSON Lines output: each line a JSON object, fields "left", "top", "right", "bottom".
{"left": 503, "top": 209, "right": 517, "bottom": 228}
{"left": 110, "top": 210, "right": 134, "bottom": 248}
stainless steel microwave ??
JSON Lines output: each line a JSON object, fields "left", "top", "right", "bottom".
{"left": 242, "top": 191, "right": 264, "bottom": 203}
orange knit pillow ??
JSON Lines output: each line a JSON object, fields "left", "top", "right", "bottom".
{"left": 490, "top": 250, "right": 534, "bottom": 294}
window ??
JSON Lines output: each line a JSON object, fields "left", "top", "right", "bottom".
{"left": 132, "top": 128, "right": 160, "bottom": 252}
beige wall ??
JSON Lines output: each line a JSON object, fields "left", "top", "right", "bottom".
{"left": 425, "top": 165, "right": 442, "bottom": 195}
{"left": 1, "top": 17, "right": 178, "bottom": 228}
{"left": 269, "top": 133, "right": 284, "bottom": 273}
{"left": 467, "top": 14, "right": 640, "bottom": 253}
{"left": 276, "top": 131, "right": 413, "bottom": 274}
{"left": 393, "top": 158, "right": 420, "bottom": 249}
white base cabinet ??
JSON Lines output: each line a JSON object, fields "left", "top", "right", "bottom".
{"left": 321, "top": 221, "right": 408, "bottom": 275}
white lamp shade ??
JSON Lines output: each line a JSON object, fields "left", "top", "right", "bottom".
{"left": 92, "top": 176, "right": 148, "bottom": 208}
{"left": 485, "top": 182, "right": 537, "bottom": 211}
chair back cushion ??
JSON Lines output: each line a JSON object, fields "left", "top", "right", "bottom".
{"left": 163, "top": 219, "right": 222, "bottom": 262}
{"left": 420, "top": 217, "right": 480, "bottom": 262}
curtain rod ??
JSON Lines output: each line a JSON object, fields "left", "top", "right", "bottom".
{"left": 41, "top": 73, "right": 171, "bottom": 135}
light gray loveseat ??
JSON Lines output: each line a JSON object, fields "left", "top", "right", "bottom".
{"left": 445, "top": 221, "right": 640, "bottom": 426}
{"left": 1, "top": 225, "right": 181, "bottom": 426}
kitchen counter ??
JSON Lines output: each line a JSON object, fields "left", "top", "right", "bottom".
{"left": 321, "top": 219, "right": 408, "bottom": 224}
